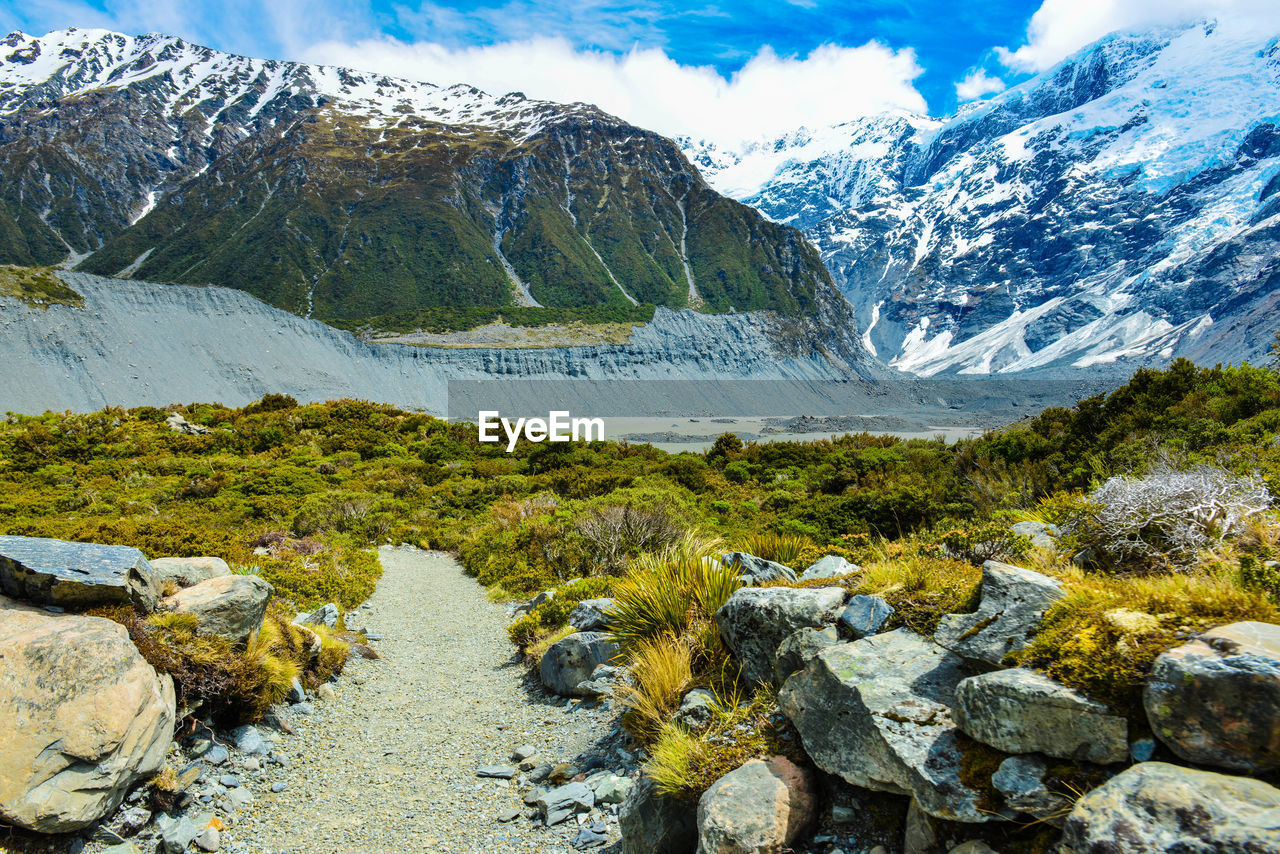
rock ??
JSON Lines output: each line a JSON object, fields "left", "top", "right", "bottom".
{"left": 218, "top": 774, "right": 240, "bottom": 788}
{"left": 1060, "top": 761, "right": 1280, "bottom": 853}
{"left": 948, "top": 844, "right": 997, "bottom": 854}
{"left": 1144, "top": 620, "right": 1280, "bottom": 772}
{"left": 528, "top": 763, "right": 553, "bottom": 784}
{"left": 991, "top": 755, "right": 1070, "bottom": 825}
{"left": 204, "top": 744, "right": 229, "bottom": 766}
{"left": 118, "top": 806, "right": 152, "bottom": 836}
{"left": 230, "top": 725, "right": 268, "bottom": 755}
{"left": 801, "top": 555, "right": 859, "bottom": 581}
{"left": 592, "top": 774, "right": 634, "bottom": 805}
{"left": 160, "top": 575, "right": 274, "bottom": 646}
{"left": 619, "top": 775, "right": 698, "bottom": 854}
{"left": 673, "top": 688, "right": 719, "bottom": 731}
{"left": 512, "top": 744, "right": 538, "bottom": 763}
{"left": 778, "top": 629, "right": 994, "bottom": 823}
{"left": 1129, "top": 737, "right": 1156, "bottom": 762}
{"left": 530, "top": 589, "right": 555, "bottom": 608}
{"left": 934, "top": 561, "right": 1063, "bottom": 667}
{"left": 540, "top": 632, "right": 620, "bottom": 697}
{"left": 477, "top": 765, "right": 518, "bottom": 779}
{"left": 271, "top": 782, "right": 286, "bottom": 793}
{"left": 166, "top": 412, "right": 209, "bottom": 435}
{"left": 573, "top": 821, "right": 609, "bottom": 849}
{"left": 536, "top": 781, "right": 595, "bottom": 826}
{"left": 569, "top": 598, "right": 616, "bottom": 631}
{"left": 296, "top": 602, "right": 339, "bottom": 629}
{"left": 838, "top": 595, "right": 894, "bottom": 639}
{"left": 316, "top": 683, "right": 337, "bottom": 702}
{"left": 497, "top": 807, "right": 521, "bottom": 822}
{"left": 156, "top": 813, "right": 200, "bottom": 853}
{"left": 225, "top": 787, "right": 253, "bottom": 810}
{"left": 903, "top": 800, "right": 939, "bottom": 854}
{"left": 774, "top": 626, "right": 840, "bottom": 683}
{"left": 148, "top": 557, "right": 232, "bottom": 591}
{"left": 952, "top": 668, "right": 1128, "bottom": 764}
{"left": 697, "top": 756, "right": 816, "bottom": 854}
{"left": 195, "top": 826, "right": 220, "bottom": 852}
{"left": 1010, "top": 521, "right": 1060, "bottom": 550}
{"left": 0, "top": 610, "right": 175, "bottom": 832}
{"left": 716, "top": 586, "right": 846, "bottom": 685}
{"left": 290, "top": 701, "right": 314, "bottom": 715}
{"left": 0, "top": 535, "right": 162, "bottom": 611}
{"left": 102, "top": 844, "right": 142, "bottom": 854}
{"left": 287, "top": 677, "right": 306, "bottom": 704}
{"left": 720, "top": 551, "right": 796, "bottom": 585}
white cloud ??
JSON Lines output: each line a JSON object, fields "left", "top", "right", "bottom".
{"left": 302, "top": 37, "right": 927, "bottom": 150}
{"left": 996, "top": 0, "right": 1280, "bottom": 72}
{"left": 954, "top": 68, "right": 1006, "bottom": 101}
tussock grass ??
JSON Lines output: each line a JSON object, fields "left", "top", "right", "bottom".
{"left": 607, "top": 543, "right": 740, "bottom": 654}
{"left": 614, "top": 634, "right": 694, "bottom": 742}
{"left": 738, "top": 532, "right": 810, "bottom": 566}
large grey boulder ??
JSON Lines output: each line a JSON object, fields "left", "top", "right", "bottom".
{"left": 0, "top": 609, "right": 175, "bottom": 832}
{"left": 1010, "top": 521, "right": 1059, "bottom": 550}
{"left": 148, "top": 556, "right": 232, "bottom": 591}
{"left": 953, "top": 668, "right": 1128, "bottom": 764}
{"left": 620, "top": 776, "right": 698, "bottom": 854}
{"left": 540, "top": 632, "right": 620, "bottom": 697}
{"left": 934, "top": 561, "right": 1063, "bottom": 667}
{"left": 720, "top": 552, "right": 797, "bottom": 586}
{"left": 774, "top": 626, "right": 841, "bottom": 684}
{"left": 569, "top": 598, "right": 615, "bottom": 631}
{"left": 159, "top": 574, "right": 274, "bottom": 646}
{"left": 1060, "top": 762, "right": 1280, "bottom": 853}
{"left": 778, "top": 629, "right": 994, "bottom": 823}
{"left": 696, "top": 756, "right": 816, "bottom": 854}
{"left": 716, "top": 586, "right": 846, "bottom": 685}
{"left": 0, "top": 535, "right": 162, "bottom": 611}
{"left": 1145, "top": 620, "right": 1280, "bottom": 772}
{"left": 801, "top": 555, "right": 859, "bottom": 581}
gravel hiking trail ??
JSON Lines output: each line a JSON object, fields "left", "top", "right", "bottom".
{"left": 225, "top": 546, "right": 626, "bottom": 854}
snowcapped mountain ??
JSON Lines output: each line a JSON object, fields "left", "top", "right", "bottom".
{"left": 0, "top": 28, "right": 858, "bottom": 352}
{"left": 687, "top": 20, "right": 1280, "bottom": 376}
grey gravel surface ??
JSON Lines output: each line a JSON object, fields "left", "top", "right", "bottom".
{"left": 220, "top": 546, "right": 629, "bottom": 853}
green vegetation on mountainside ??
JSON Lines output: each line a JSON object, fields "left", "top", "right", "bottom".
{"left": 0, "top": 264, "right": 83, "bottom": 307}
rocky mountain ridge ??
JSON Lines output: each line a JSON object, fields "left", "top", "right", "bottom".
{"left": 0, "top": 28, "right": 851, "bottom": 335}
{"left": 687, "top": 19, "right": 1280, "bottom": 376}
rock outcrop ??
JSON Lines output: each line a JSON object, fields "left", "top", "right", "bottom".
{"left": 0, "top": 535, "right": 161, "bottom": 611}
{"left": 540, "top": 632, "right": 620, "bottom": 697}
{"left": 159, "top": 575, "right": 274, "bottom": 646}
{"left": 1144, "top": 620, "right": 1280, "bottom": 772}
{"left": 716, "top": 586, "right": 846, "bottom": 685}
{"left": 774, "top": 626, "right": 841, "bottom": 684}
{"left": 697, "top": 757, "right": 816, "bottom": 854}
{"left": 569, "top": 598, "right": 615, "bottom": 631}
{"left": 1060, "top": 762, "right": 1280, "bottom": 853}
{"left": 934, "top": 561, "right": 1063, "bottom": 668}
{"left": 148, "top": 556, "right": 232, "bottom": 590}
{"left": 778, "top": 629, "right": 994, "bottom": 822}
{"left": 0, "top": 609, "right": 175, "bottom": 832}
{"left": 839, "top": 595, "right": 894, "bottom": 639}
{"left": 953, "top": 668, "right": 1128, "bottom": 764}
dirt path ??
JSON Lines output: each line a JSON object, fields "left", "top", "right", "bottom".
{"left": 224, "top": 546, "right": 630, "bottom": 854}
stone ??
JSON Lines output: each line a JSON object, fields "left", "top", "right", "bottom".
{"left": 774, "top": 626, "right": 840, "bottom": 683}
{"left": 720, "top": 551, "right": 797, "bottom": 585}
{"left": 497, "top": 807, "right": 521, "bottom": 822}
{"left": 0, "top": 610, "right": 175, "bottom": 833}
{"left": 838, "top": 595, "right": 894, "bottom": 639}
{"left": 101, "top": 844, "right": 142, "bottom": 854}
{"left": 673, "top": 688, "right": 719, "bottom": 731}
{"left": 948, "top": 844, "right": 997, "bottom": 854}
{"left": 778, "top": 629, "right": 994, "bottom": 823}
{"left": 118, "top": 806, "right": 152, "bottom": 836}
{"left": 230, "top": 725, "right": 268, "bottom": 755}
{"left": 716, "top": 586, "right": 846, "bottom": 685}
{"left": 148, "top": 557, "right": 232, "bottom": 591}
{"left": 1129, "top": 737, "right": 1156, "bottom": 762}
{"left": 195, "top": 827, "right": 221, "bottom": 852}
{"left": 536, "top": 781, "right": 595, "bottom": 826}
{"left": 953, "top": 668, "right": 1129, "bottom": 764}
{"left": 569, "top": 598, "right": 616, "bottom": 631}
{"left": 512, "top": 744, "right": 538, "bottom": 762}
{"left": 934, "top": 561, "right": 1063, "bottom": 667}
{"left": 316, "top": 683, "right": 337, "bottom": 702}
{"left": 530, "top": 589, "right": 555, "bottom": 608}
{"left": 619, "top": 775, "right": 698, "bottom": 854}
{"left": 296, "top": 602, "right": 339, "bottom": 629}
{"left": 1144, "top": 620, "right": 1280, "bottom": 772}
{"left": 903, "top": 800, "right": 939, "bottom": 854}
{"left": 592, "top": 774, "right": 634, "bottom": 805}
{"left": 287, "top": 677, "right": 306, "bottom": 704}
{"left": 218, "top": 774, "right": 240, "bottom": 788}
{"left": 160, "top": 575, "right": 273, "bottom": 646}
{"left": 540, "top": 632, "right": 620, "bottom": 697}
{"left": 0, "top": 535, "right": 161, "bottom": 611}
{"left": 271, "top": 782, "right": 286, "bottom": 793}
{"left": 477, "top": 765, "right": 518, "bottom": 779}
{"left": 203, "top": 744, "right": 229, "bottom": 766}
{"left": 225, "top": 787, "right": 253, "bottom": 810}
{"left": 156, "top": 813, "right": 200, "bottom": 853}
{"left": 291, "top": 701, "right": 314, "bottom": 715}
{"left": 801, "top": 555, "right": 859, "bottom": 581}
{"left": 1010, "top": 521, "right": 1060, "bottom": 550}
{"left": 572, "top": 820, "right": 609, "bottom": 849}
{"left": 991, "top": 755, "right": 1071, "bottom": 825}
{"left": 1060, "top": 762, "right": 1280, "bottom": 853}
{"left": 697, "top": 756, "right": 816, "bottom": 854}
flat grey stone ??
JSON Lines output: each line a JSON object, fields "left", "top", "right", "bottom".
{"left": 0, "top": 535, "right": 160, "bottom": 611}
{"left": 839, "top": 594, "right": 894, "bottom": 639}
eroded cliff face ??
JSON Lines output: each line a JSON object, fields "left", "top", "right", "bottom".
{"left": 0, "top": 272, "right": 878, "bottom": 415}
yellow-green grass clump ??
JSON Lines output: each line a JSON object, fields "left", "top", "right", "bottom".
{"left": 0, "top": 264, "right": 83, "bottom": 308}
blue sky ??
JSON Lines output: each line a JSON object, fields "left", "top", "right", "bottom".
{"left": 0, "top": 0, "right": 1259, "bottom": 146}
